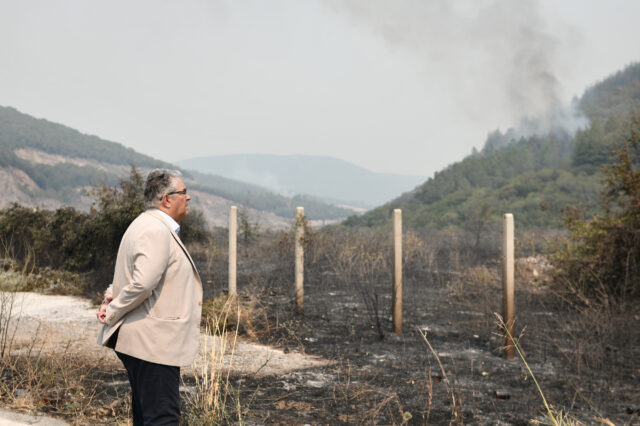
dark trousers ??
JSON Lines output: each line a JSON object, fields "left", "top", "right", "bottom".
{"left": 116, "top": 351, "right": 181, "bottom": 426}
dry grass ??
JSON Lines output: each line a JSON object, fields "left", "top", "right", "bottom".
{"left": 0, "top": 246, "right": 128, "bottom": 423}
{"left": 0, "top": 226, "right": 637, "bottom": 424}
{"left": 201, "top": 293, "right": 261, "bottom": 338}
{"left": 0, "top": 351, "right": 126, "bottom": 422}
{"left": 446, "top": 257, "right": 638, "bottom": 423}
{"left": 418, "top": 327, "right": 465, "bottom": 424}
{"left": 0, "top": 335, "right": 131, "bottom": 424}
{"left": 182, "top": 295, "right": 245, "bottom": 425}
{"left": 329, "top": 358, "right": 415, "bottom": 425}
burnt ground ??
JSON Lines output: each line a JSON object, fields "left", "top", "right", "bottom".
{"left": 199, "top": 264, "right": 640, "bottom": 425}
{"left": 1, "top": 262, "right": 637, "bottom": 424}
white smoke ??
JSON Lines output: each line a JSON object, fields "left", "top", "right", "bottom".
{"left": 324, "top": 0, "right": 589, "bottom": 139}
{"left": 515, "top": 100, "right": 590, "bottom": 139}
{"left": 231, "top": 169, "right": 292, "bottom": 196}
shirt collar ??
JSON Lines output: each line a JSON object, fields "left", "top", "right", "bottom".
{"left": 154, "top": 208, "right": 180, "bottom": 234}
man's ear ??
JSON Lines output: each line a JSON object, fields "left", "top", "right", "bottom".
{"left": 160, "top": 194, "right": 171, "bottom": 209}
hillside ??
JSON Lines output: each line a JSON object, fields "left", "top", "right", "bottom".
{"left": 177, "top": 154, "right": 425, "bottom": 208}
{"left": 344, "top": 62, "right": 640, "bottom": 231}
{"left": 0, "top": 106, "right": 354, "bottom": 225}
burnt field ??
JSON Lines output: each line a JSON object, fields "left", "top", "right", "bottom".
{"left": 194, "top": 228, "right": 640, "bottom": 425}
{"left": 1, "top": 226, "right": 638, "bottom": 425}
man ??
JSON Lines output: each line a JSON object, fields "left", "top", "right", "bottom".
{"left": 96, "top": 168, "right": 203, "bottom": 425}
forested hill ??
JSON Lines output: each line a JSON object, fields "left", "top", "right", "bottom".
{"left": 0, "top": 106, "right": 353, "bottom": 224}
{"left": 0, "top": 106, "right": 167, "bottom": 167}
{"left": 344, "top": 62, "right": 640, "bottom": 231}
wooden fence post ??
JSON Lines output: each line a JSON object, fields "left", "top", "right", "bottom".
{"left": 295, "top": 207, "right": 304, "bottom": 314}
{"left": 502, "top": 213, "right": 515, "bottom": 360}
{"left": 228, "top": 206, "right": 237, "bottom": 296}
{"left": 393, "top": 209, "right": 402, "bottom": 334}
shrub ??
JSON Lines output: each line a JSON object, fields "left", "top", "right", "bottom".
{"left": 200, "top": 294, "right": 258, "bottom": 338}
{"left": 552, "top": 119, "right": 640, "bottom": 301}
{"left": 0, "top": 166, "right": 212, "bottom": 297}
{"left": 0, "top": 205, "right": 50, "bottom": 263}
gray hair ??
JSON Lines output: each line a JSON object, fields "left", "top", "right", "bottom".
{"left": 144, "top": 168, "right": 183, "bottom": 209}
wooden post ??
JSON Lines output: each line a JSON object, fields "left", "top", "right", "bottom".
{"left": 392, "top": 209, "right": 402, "bottom": 334}
{"left": 228, "top": 206, "right": 237, "bottom": 296}
{"left": 502, "top": 213, "right": 515, "bottom": 360}
{"left": 295, "top": 207, "right": 304, "bottom": 314}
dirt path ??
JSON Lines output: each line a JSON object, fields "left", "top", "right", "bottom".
{"left": 0, "top": 408, "right": 69, "bottom": 425}
{"left": 8, "top": 292, "right": 329, "bottom": 372}
{"left": 2, "top": 292, "right": 332, "bottom": 423}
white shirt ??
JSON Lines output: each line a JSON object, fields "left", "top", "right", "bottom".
{"left": 155, "top": 208, "right": 180, "bottom": 234}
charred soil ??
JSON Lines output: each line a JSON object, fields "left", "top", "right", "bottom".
{"left": 210, "top": 262, "right": 640, "bottom": 425}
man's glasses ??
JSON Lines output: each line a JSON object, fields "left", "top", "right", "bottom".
{"left": 166, "top": 188, "right": 187, "bottom": 197}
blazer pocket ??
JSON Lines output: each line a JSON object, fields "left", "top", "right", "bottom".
{"left": 146, "top": 314, "right": 181, "bottom": 321}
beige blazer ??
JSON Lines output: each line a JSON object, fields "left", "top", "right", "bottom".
{"left": 96, "top": 209, "right": 203, "bottom": 367}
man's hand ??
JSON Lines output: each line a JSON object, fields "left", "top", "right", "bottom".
{"left": 97, "top": 296, "right": 113, "bottom": 324}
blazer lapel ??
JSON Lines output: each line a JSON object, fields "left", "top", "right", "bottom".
{"left": 145, "top": 210, "right": 201, "bottom": 281}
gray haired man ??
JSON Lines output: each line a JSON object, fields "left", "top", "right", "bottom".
{"left": 97, "top": 169, "right": 202, "bottom": 425}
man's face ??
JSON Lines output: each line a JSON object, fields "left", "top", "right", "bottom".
{"left": 165, "top": 178, "right": 191, "bottom": 222}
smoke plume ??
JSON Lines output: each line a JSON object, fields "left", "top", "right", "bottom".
{"left": 325, "top": 0, "right": 588, "bottom": 139}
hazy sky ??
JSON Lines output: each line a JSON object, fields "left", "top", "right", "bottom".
{"left": 1, "top": 1, "right": 639, "bottom": 176}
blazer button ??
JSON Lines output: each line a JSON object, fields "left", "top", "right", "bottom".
{"left": 109, "top": 313, "right": 115, "bottom": 320}
{"left": 198, "top": 301, "right": 202, "bottom": 306}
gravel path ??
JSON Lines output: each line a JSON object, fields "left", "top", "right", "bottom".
{"left": 0, "top": 409, "right": 69, "bottom": 425}
{"left": 9, "top": 292, "right": 96, "bottom": 322}
{"left": 2, "top": 292, "right": 331, "bottom": 424}
{"left": 7, "top": 292, "right": 330, "bottom": 372}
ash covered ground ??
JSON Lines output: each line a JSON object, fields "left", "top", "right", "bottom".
{"left": 199, "top": 260, "right": 640, "bottom": 425}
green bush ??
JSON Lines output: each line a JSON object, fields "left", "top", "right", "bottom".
{"left": 0, "top": 166, "right": 212, "bottom": 297}
{"left": 552, "top": 120, "right": 640, "bottom": 300}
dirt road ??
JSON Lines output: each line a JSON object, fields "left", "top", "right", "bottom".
{"left": 2, "top": 292, "right": 332, "bottom": 423}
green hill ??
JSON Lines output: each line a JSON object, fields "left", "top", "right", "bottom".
{"left": 0, "top": 106, "right": 353, "bottom": 221}
{"left": 0, "top": 106, "right": 168, "bottom": 167}
{"left": 344, "top": 62, "right": 640, "bottom": 231}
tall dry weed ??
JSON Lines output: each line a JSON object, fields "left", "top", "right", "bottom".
{"left": 183, "top": 295, "right": 244, "bottom": 425}
{"left": 327, "top": 231, "right": 390, "bottom": 339}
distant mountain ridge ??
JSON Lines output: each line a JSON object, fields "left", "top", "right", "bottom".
{"left": 0, "top": 106, "right": 354, "bottom": 226}
{"left": 177, "top": 154, "right": 425, "bottom": 208}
